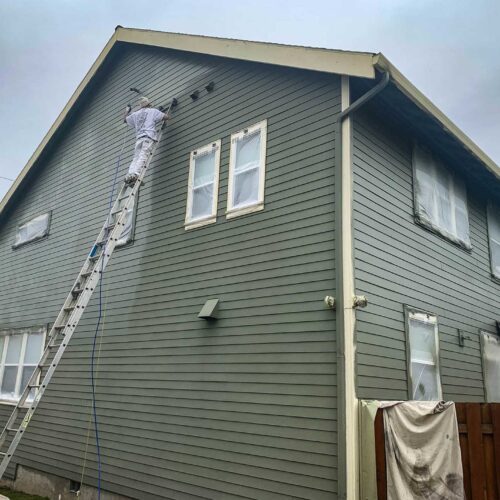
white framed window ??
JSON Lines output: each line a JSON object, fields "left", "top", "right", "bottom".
{"left": 185, "top": 140, "right": 221, "bottom": 229}
{"left": 413, "top": 144, "right": 470, "bottom": 249}
{"left": 0, "top": 326, "right": 46, "bottom": 403}
{"left": 405, "top": 308, "right": 442, "bottom": 401}
{"left": 13, "top": 212, "right": 51, "bottom": 248}
{"left": 487, "top": 204, "right": 500, "bottom": 280}
{"left": 480, "top": 330, "right": 500, "bottom": 402}
{"left": 227, "top": 119, "right": 267, "bottom": 218}
{"left": 115, "top": 187, "right": 138, "bottom": 247}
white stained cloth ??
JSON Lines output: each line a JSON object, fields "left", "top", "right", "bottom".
{"left": 128, "top": 137, "right": 155, "bottom": 175}
{"left": 126, "top": 107, "right": 165, "bottom": 141}
{"left": 384, "top": 401, "right": 465, "bottom": 500}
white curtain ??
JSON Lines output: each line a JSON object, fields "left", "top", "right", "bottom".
{"left": 190, "top": 151, "right": 215, "bottom": 220}
{"left": 487, "top": 205, "right": 500, "bottom": 278}
{"left": 481, "top": 331, "right": 500, "bottom": 402}
{"left": 233, "top": 132, "right": 260, "bottom": 208}
{"left": 15, "top": 213, "right": 50, "bottom": 246}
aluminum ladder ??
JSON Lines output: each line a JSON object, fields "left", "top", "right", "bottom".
{"left": 0, "top": 98, "right": 177, "bottom": 478}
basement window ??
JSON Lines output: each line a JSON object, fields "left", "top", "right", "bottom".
{"left": 115, "top": 186, "right": 138, "bottom": 247}
{"left": 13, "top": 212, "right": 51, "bottom": 248}
{"left": 480, "top": 331, "right": 500, "bottom": 402}
{"left": 405, "top": 309, "right": 442, "bottom": 401}
{"left": 487, "top": 204, "right": 500, "bottom": 280}
{"left": 0, "top": 326, "right": 46, "bottom": 403}
{"left": 227, "top": 120, "right": 267, "bottom": 218}
{"left": 185, "top": 140, "right": 221, "bottom": 229}
{"left": 413, "top": 144, "right": 471, "bottom": 249}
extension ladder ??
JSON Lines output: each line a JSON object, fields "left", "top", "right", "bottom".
{"left": 0, "top": 98, "right": 177, "bottom": 478}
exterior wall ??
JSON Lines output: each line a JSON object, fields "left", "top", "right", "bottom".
{"left": 352, "top": 108, "right": 500, "bottom": 402}
{"left": 0, "top": 45, "right": 339, "bottom": 498}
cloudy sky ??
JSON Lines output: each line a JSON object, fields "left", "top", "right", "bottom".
{"left": 1, "top": 0, "right": 499, "bottom": 200}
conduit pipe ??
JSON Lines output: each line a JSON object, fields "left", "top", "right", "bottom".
{"left": 334, "top": 71, "right": 389, "bottom": 500}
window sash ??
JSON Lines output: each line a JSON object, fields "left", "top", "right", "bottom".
{"left": 13, "top": 212, "right": 51, "bottom": 248}
{"left": 185, "top": 141, "right": 221, "bottom": 227}
{"left": 413, "top": 145, "right": 470, "bottom": 248}
{"left": 227, "top": 120, "right": 267, "bottom": 215}
{"left": 0, "top": 328, "right": 46, "bottom": 403}
{"left": 405, "top": 309, "right": 442, "bottom": 401}
{"left": 480, "top": 331, "right": 500, "bottom": 402}
{"left": 487, "top": 204, "right": 500, "bottom": 279}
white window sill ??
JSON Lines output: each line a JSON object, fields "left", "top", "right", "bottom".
{"left": 226, "top": 203, "right": 264, "bottom": 219}
{"left": 0, "top": 398, "right": 32, "bottom": 408}
{"left": 184, "top": 216, "right": 217, "bottom": 230}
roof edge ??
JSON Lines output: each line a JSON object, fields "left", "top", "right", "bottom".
{"left": 373, "top": 53, "right": 500, "bottom": 180}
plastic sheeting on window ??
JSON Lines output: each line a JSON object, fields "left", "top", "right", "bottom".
{"left": 189, "top": 150, "right": 216, "bottom": 221}
{"left": 408, "top": 314, "right": 441, "bottom": 401}
{"left": 232, "top": 131, "right": 261, "bottom": 208}
{"left": 116, "top": 187, "right": 136, "bottom": 247}
{"left": 413, "top": 145, "right": 471, "bottom": 248}
{"left": 14, "top": 212, "right": 50, "bottom": 247}
{"left": 480, "top": 331, "right": 500, "bottom": 402}
{"left": 487, "top": 205, "right": 500, "bottom": 279}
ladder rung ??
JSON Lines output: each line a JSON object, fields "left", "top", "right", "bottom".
{"left": 63, "top": 306, "right": 75, "bottom": 312}
{"left": 28, "top": 384, "right": 41, "bottom": 389}
{"left": 81, "top": 270, "right": 93, "bottom": 278}
{"left": 106, "top": 223, "right": 116, "bottom": 230}
{"left": 71, "top": 288, "right": 83, "bottom": 297}
{"left": 48, "top": 343, "right": 62, "bottom": 349}
{"left": 6, "top": 428, "right": 20, "bottom": 433}
{"left": 54, "top": 324, "right": 66, "bottom": 330}
{"left": 89, "top": 254, "right": 101, "bottom": 262}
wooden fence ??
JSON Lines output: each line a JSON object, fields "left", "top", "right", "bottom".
{"left": 375, "top": 403, "right": 500, "bottom": 500}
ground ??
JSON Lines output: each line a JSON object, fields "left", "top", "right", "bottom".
{"left": 0, "top": 487, "right": 48, "bottom": 500}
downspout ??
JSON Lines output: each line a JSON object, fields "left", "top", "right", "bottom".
{"left": 335, "top": 70, "right": 389, "bottom": 500}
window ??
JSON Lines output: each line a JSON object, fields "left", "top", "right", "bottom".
{"left": 0, "top": 327, "right": 45, "bottom": 403}
{"left": 227, "top": 120, "right": 267, "bottom": 217}
{"left": 480, "top": 331, "right": 500, "bottom": 402}
{"left": 13, "top": 212, "right": 51, "bottom": 248}
{"left": 115, "top": 187, "right": 137, "bottom": 247}
{"left": 185, "top": 140, "right": 221, "bottom": 228}
{"left": 413, "top": 144, "right": 470, "bottom": 249}
{"left": 487, "top": 204, "right": 500, "bottom": 279}
{"left": 405, "top": 309, "right": 442, "bottom": 401}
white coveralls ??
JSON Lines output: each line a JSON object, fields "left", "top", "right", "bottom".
{"left": 125, "top": 107, "right": 166, "bottom": 175}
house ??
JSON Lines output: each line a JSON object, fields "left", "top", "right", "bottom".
{"left": 0, "top": 26, "right": 499, "bottom": 500}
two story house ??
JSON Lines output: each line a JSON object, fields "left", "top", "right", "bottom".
{"left": 0, "top": 27, "right": 498, "bottom": 500}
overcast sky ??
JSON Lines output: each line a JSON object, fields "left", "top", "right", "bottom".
{"left": 1, "top": 0, "right": 499, "bottom": 200}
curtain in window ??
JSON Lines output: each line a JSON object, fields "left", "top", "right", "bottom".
{"left": 487, "top": 205, "right": 500, "bottom": 278}
{"left": 233, "top": 132, "right": 261, "bottom": 208}
{"left": 15, "top": 213, "right": 50, "bottom": 247}
{"left": 408, "top": 317, "right": 441, "bottom": 401}
{"left": 414, "top": 146, "right": 470, "bottom": 248}
{"left": 191, "top": 151, "right": 215, "bottom": 221}
{"left": 480, "top": 331, "right": 500, "bottom": 402}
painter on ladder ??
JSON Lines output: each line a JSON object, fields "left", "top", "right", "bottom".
{"left": 123, "top": 96, "right": 168, "bottom": 183}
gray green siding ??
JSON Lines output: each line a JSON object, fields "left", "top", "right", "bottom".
{"left": 0, "top": 46, "right": 340, "bottom": 498}
{"left": 352, "top": 108, "right": 499, "bottom": 402}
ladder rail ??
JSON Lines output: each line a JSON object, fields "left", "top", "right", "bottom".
{"left": 0, "top": 99, "right": 174, "bottom": 478}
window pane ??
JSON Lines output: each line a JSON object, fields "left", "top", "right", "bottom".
{"left": 193, "top": 152, "right": 215, "bottom": 187}
{"left": 191, "top": 184, "right": 214, "bottom": 220}
{"left": 21, "top": 366, "right": 36, "bottom": 393}
{"left": 410, "top": 362, "right": 440, "bottom": 400}
{"left": 233, "top": 168, "right": 259, "bottom": 208}
{"left": 5, "top": 335, "right": 22, "bottom": 364}
{"left": 1, "top": 366, "right": 18, "bottom": 398}
{"left": 409, "top": 319, "right": 438, "bottom": 364}
{"left": 488, "top": 205, "right": 500, "bottom": 278}
{"left": 434, "top": 166, "right": 453, "bottom": 234}
{"left": 235, "top": 132, "right": 260, "bottom": 173}
{"left": 15, "top": 213, "right": 50, "bottom": 246}
{"left": 481, "top": 332, "right": 500, "bottom": 402}
{"left": 24, "top": 332, "right": 43, "bottom": 364}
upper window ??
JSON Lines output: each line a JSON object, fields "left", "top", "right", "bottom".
{"left": 480, "top": 331, "right": 500, "bottom": 402}
{"left": 487, "top": 204, "right": 500, "bottom": 280}
{"left": 0, "top": 327, "right": 45, "bottom": 403}
{"left": 13, "top": 212, "right": 51, "bottom": 248}
{"left": 413, "top": 145, "right": 470, "bottom": 249}
{"left": 185, "top": 140, "right": 221, "bottom": 229}
{"left": 227, "top": 120, "right": 267, "bottom": 218}
{"left": 405, "top": 309, "right": 442, "bottom": 401}
{"left": 115, "top": 187, "right": 137, "bottom": 247}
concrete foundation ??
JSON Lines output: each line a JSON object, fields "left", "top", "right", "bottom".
{"left": 0, "top": 465, "right": 131, "bottom": 500}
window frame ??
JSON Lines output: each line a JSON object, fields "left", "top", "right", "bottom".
{"left": 404, "top": 306, "right": 443, "bottom": 401}
{"left": 486, "top": 204, "right": 500, "bottom": 281}
{"left": 115, "top": 188, "right": 139, "bottom": 248}
{"left": 412, "top": 144, "right": 471, "bottom": 250}
{"left": 12, "top": 211, "right": 52, "bottom": 249}
{"left": 226, "top": 119, "right": 267, "bottom": 218}
{"left": 185, "top": 140, "right": 221, "bottom": 230}
{"left": 479, "top": 330, "right": 500, "bottom": 402}
{"left": 0, "top": 326, "right": 46, "bottom": 405}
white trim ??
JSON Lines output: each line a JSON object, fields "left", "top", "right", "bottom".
{"left": 226, "top": 120, "right": 267, "bottom": 218}
{"left": 340, "top": 75, "right": 359, "bottom": 500}
{"left": 185, "top": 140, "right": 221, "bottom": 228}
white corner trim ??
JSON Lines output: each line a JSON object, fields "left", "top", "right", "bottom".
{"left": 341, "top": 75, "right": 359, "bottom": 500}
